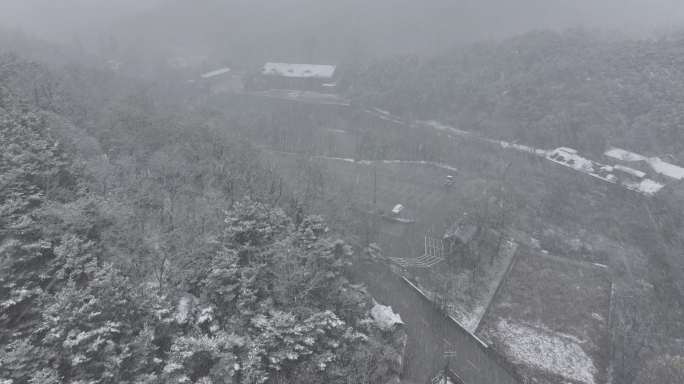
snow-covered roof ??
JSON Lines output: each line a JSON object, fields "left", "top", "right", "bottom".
{"left": 262, "top": 63, "right": 336, "bottom": 79}
{"left": 627, "top": 179, "right": 664, "bottom": 195}
{"left": 605, "top": 147, "right": 646, "bottom": 162}
{"left": 648, "top": 157, "right": 684, "bottom": 180}
{"left": 613, "top": 165, "right": 646, "bottom": 179}
{"left": 392, "top": 204, "right": 404, "bottom": 215}
{"left": 556, "top": 147, "right": 579, "bottom": 154}
{"left": 605, "top": 147, "right": 684, "bottom": 180}
{"left": 201, "top": 67, "right": 231, "bottom": 79}
{"left": 370, "top": 303, "right": 403, "bottom": 331}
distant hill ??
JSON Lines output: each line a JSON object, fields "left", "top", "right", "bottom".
{"left": 349, "top": 30, "right": 684, "bottom": 158}
{"left": 105, "top": 0, "right": 684, "bottom": 66}
{"left": 4, "top": 0, "right": 684, "bottom": 73}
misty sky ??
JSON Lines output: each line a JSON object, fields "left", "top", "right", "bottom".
{"left": 2, "top": 0, "right": 684, "bottom": 50}
{"left": 0, "top": 0, "right": 162, "bottom": 39}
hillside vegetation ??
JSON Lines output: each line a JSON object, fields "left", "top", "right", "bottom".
{"left": 0, "top": 55, "right": 402, "bottom": 384}
{"left": 350, "top": 30, "right": 684, "bottom": 157}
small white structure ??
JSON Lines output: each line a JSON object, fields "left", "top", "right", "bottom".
{"left": 370, "top": 303, "right": 404, "bottom": 331}
{"left": 392, "top": 204, "right": 405, "bottom": 215}
{"left": 262, "top": 63, "right": 336, "bottom": 79}
{"left": 556, "top": 147, "right": 579, "bottom": 155}
{"left": 201, "top": 67, "right": 231, "bottom": 79}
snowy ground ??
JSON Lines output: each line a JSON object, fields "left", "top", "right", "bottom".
{"left": 416, "top": 120, "right": 474, "bottom": 138}
{"left": 491, "top": 319, "right": 598, "bottom": 384}
{"left": 365, "top": 108, "right": 409, "bottom": 125}
{"left": 478, "top": 249, "right": 611, "bottom": 384}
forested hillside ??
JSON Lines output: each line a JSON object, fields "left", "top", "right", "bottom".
{"left": 7, "top": 11, "right": 684, "bottom": 383}
{"left": 0, "top": 55, "right": 403, "bottom": 384}
{"left": 350, "top": 30, "right": 684, "bottom": 157}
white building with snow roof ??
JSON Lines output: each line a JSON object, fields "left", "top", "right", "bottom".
{"left": 249, "top": 62, "right": 338, "bottom": 92}
{"left": 605, "top": 147, "right": 684, "bottom": 181}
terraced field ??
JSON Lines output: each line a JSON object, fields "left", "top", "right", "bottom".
{"left": 477, "top": 248, "right": 612, "bottom": 384}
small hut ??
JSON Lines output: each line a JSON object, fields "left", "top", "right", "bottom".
{"left": 443, "top": 220, "right": 478, "bottom": 259}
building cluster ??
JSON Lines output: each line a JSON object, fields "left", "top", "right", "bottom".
{"left": 546, "top": 147, "right": 682, "bottom": 196}
{"left": 198, "top": 61, "right": 339, "bottom": 95}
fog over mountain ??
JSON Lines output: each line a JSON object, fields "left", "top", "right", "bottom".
{"left": 3, "top": 0, "right": 684, "bottom": 57}
{"left": 5, "top": 1, "right": 684, "bottom": 384}
{"left": 0, "top": 0, "right": 162, "bottom": 40}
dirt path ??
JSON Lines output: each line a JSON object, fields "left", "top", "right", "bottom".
{"left": 475, "top": 243, "right": 520, "bottom": 333}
